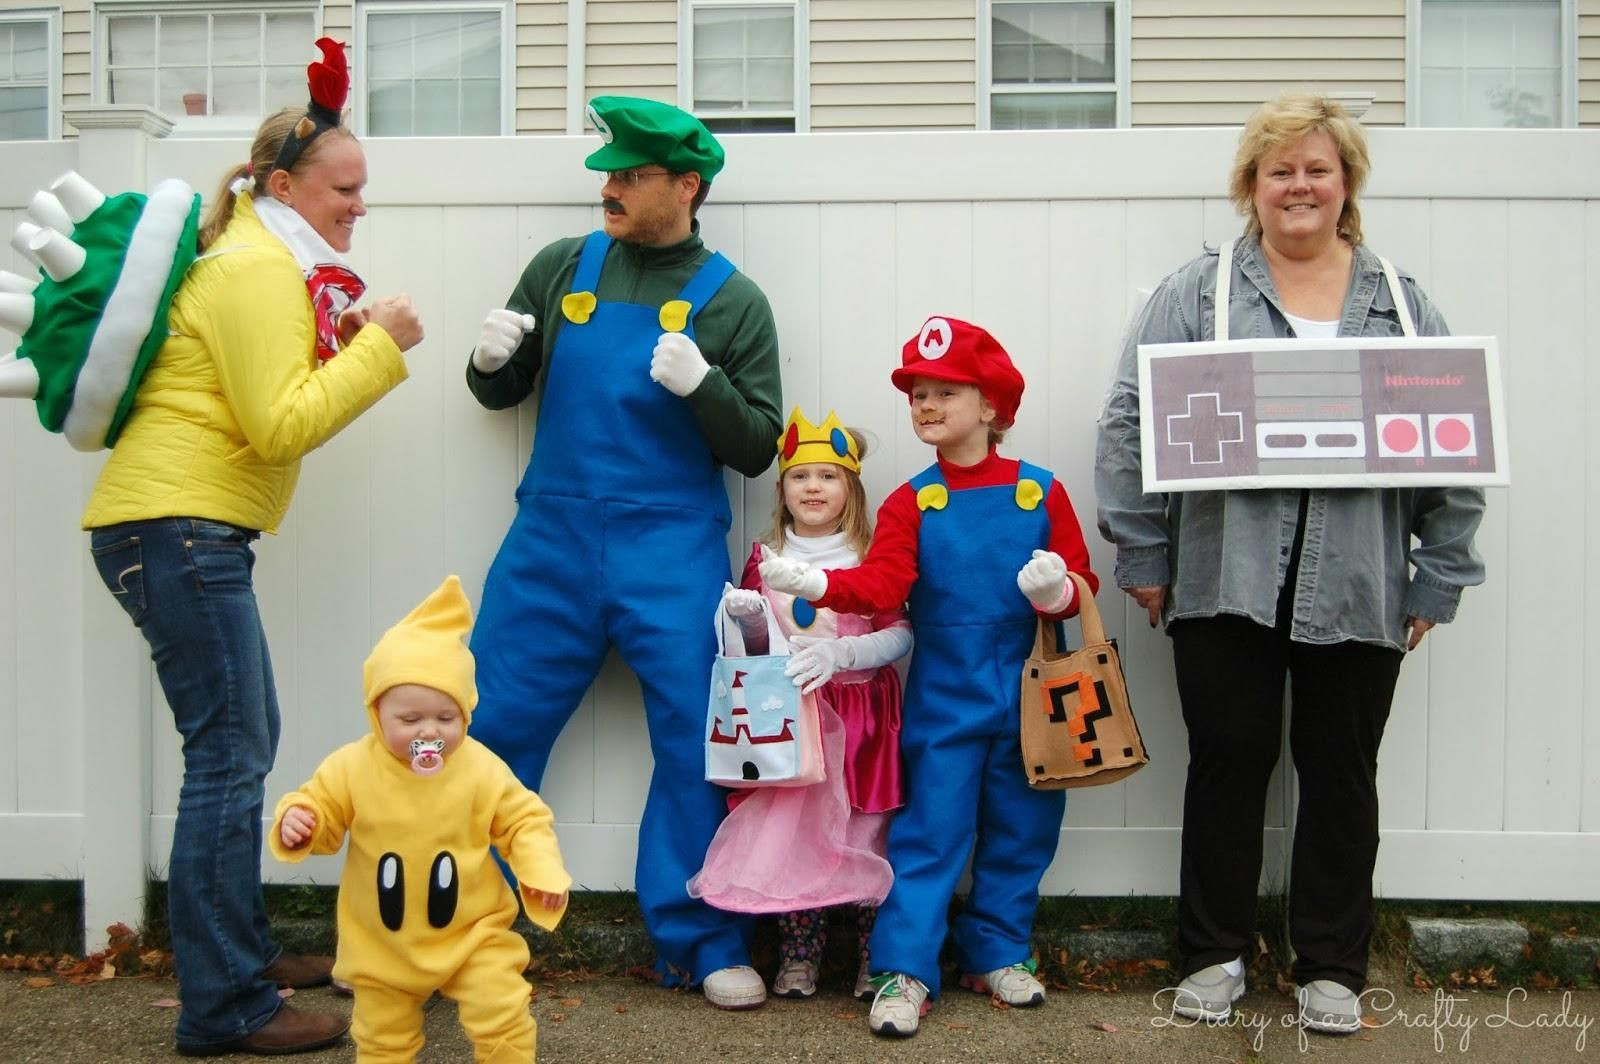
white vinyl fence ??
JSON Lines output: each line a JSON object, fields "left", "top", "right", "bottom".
{"left": 2, "top": 109, "right": 1597, "bottom": 950}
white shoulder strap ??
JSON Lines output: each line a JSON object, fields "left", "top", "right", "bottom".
{"left": 1375, "top": 254, "right": 1417, "bottom": 337}
{"left": 1214, "top": 239, "right": 1233, "bottom": 342}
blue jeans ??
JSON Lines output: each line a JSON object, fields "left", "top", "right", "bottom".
{"left": 90, "top": 517, "right": 285, "bottom": 1049}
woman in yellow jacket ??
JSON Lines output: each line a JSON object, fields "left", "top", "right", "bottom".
{"left": 84, "top": 95, "right": 423, "bottom": 1057}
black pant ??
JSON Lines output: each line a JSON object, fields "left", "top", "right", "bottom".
{"left": 1170, "top": 612, "right": 1403, "bottom": 992}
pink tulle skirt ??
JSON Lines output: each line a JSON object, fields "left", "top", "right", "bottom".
{"left": 688, "top": 699, "right": 893, "bottom": 914}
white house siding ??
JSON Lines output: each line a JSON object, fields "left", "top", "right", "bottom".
{"left": 584, "top": 0, "right": 676, "bottom": 102}
{"left": 1130, "top": 0, "right": 1408, "bottom": 127}
{"left": 809, "top": 0, "right": 975, "bottom": 130}
{"left": 1582, "top": 0, "right": 1599, "bottom": 126}
{"left": 516, "top": 0, "right": 567, "bottom": 133}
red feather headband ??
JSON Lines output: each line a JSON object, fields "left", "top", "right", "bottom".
{"left": 270, "top": 37, "right": 350, "bottom": 175}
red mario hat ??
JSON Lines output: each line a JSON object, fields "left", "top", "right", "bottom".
{"left": 890, "top": 315, "right": 1025, "bottom": 426}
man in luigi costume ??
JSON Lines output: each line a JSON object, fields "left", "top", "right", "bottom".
{"left": 464, "top": 96, "right": 783, "bottom": 1009}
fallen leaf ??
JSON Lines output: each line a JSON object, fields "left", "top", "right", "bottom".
{"left": 1275, "top": 971, "right": 1295, "bottom": 994}
{"left": 22, "top": 976, "right": 53, "bottom": 989}
{"left": 989, "top": 996, "right": 1012, "bottom": 1011}
{"left": 277, "top": 987, "right": 295, "bottom": 999}
{"left": 559, "top": 997, "right": 582, "bottom": 1008}
{"left": 1090, "top": 1020, "right": 1119, "bottom": 1033}
{"left": 151, "top": 998, "right": 180, "bottom": 1009}
{"left": 614, "top": 1005, "right": 627, "bottom": 1014}
{"left": 1361, "top": 1014, "right": 1381, "bottom": 1028}
{"left": 549, "top": 1013, "right": 566, "bottom": 1023}
{"left": 98, "top": 961, "right": 116, "bottom": 980}
{"left": 1147, "top": 958, "right": 1170, "bottom": 970}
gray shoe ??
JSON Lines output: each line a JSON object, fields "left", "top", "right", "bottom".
{"left": 1172, "top": 961, "right": 1245, "bottom": 1022}
{"left": 1298, "top": 979, "right": 1361, "bottom": 1034}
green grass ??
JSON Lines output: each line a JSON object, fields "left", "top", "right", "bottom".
{"left": 0, "top": 880, "right": 85, "bottom": 956}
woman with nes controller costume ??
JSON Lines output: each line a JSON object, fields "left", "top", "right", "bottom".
{"left": 1094, "top": 91, "right": 1485, "bottom": 1037}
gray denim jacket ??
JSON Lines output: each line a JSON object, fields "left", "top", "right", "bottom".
{"left": 1094, "top": 235, "right": 1486, "bottom": 650}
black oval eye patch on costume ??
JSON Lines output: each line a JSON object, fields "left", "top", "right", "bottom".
{"left": 428, "top": 853, "right": 459, "bottom": 928}
{"left": 377, "top": 853, "right": 404, "bottom": 931}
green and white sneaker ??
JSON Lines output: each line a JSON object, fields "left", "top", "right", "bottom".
{"left": 867, "top": 972, "right": 930, "bottom": 1038}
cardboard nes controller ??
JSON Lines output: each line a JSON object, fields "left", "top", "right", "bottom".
{"left": 0, "top": 171, "right": 201, "bottom": 450}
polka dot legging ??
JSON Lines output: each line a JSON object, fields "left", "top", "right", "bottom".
{"left": 777, "top": 906, "right": 876, "bottom": 967}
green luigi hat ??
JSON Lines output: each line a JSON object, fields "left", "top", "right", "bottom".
{"left": 584, "top": 96, "right": 725, "bottom": 184}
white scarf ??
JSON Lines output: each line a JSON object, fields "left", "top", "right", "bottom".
{"left": 249, "top": 190, "right": 366, "bottom": 361}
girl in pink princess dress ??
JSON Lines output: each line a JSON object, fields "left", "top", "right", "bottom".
{"left": 689, "top": 407, "right": 910, "bottom": 1001}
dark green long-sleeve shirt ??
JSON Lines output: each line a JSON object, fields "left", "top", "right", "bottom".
{"left": 465, "top": 225, "right": 783, "bottom": 478}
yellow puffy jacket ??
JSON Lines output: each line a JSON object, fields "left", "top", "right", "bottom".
{"left": 83, "top": 192, "right": 407, "bottom": 533}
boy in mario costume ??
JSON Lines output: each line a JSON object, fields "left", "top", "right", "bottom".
{"left": 762, "top": 317, "right": 1098, "bottom": 1037}
{"left": 271, "top": 576, "right": 571, "bottom": 1062}
{"left": 463, "top": 97, "right": 782, "bottom": 1008}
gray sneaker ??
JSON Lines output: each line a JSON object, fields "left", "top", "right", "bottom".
{"left": 1172, "top": 961, "right": 1245, "bottom": 1022}
{"left": 1298, "top": 979, "right": 1361, "bottom": 1034}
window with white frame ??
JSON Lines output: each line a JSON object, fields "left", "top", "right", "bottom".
{"left": 987, "top": 0, "right": 1117, "bottom": 130}
{"left": 358, "top": 2, "right": 508, "bottom": 136}
{"left": 100, "top": 5, "right": 316, "bottom": 120}
{"left": 1418, "top": 0, "right": 1565, "bottom": 127}
{"left": 0, "top": 10, "right": 54, "bottom": 140}
{"left": 685, "top": 0, "right": 798, "bottom": 133}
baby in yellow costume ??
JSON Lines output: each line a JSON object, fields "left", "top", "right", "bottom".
{"left": 271, "top": 575, "right": 571, "bottom": 1063}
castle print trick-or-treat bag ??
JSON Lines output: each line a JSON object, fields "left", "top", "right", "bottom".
{"left": 705, "top": 586, "right": 823, "bottom": 788}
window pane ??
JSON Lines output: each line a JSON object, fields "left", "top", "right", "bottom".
{"left": 746, "top": 58, "right": 794, "bottom": 107}
{"left": 991, "top": 90, "right": 1114, "bottom": 129}
{"left": 412, "top": 14, "right": 461, "bottom": 79}
{"left": 413, "top": 77, "right": 458, "bottom": 135}
{"left": 160, "top": 16, "right": 207, "bottom": 67}
{"left": 460, "top": 78, "right": 499, "bottom": 133}
{"left": 461, "top": 11, "right": 500, "bottom": 70}
{"left": 213, "top": 14, "right": 259, "bottom": 66}
{"left": 694, "top": 57, "right": 744, "bottom": 109}
{"left": 15, "top": 21, "right": 48, "bottom": 80}
{"left": 694, "top": 10, "right": 746, "bottom": 58}
{"left": 367, "top": 15, "right": 412, "bottom": 79}
{"left": 992, "top": 1, "right": 1113, "bottom": 86}
{"left": 159, "top": 65, "right": 207, "bottom": 115}
{"left": 108, "top": 17, "right": 155, "bottom": 68}
{"left": 702, "top": 114, "right": 794, "bottom": 133}
{"left": 264, "top": 63, "right": 302, "bottom": 109}
{"left": 1421, "top": 0, "right": 1561, "bottom": 128}
{"left": 368, "top": 79, "right": 411, "bottom": 135}
{"left": 109, "top": 67, "right": 154, "bottom": 106}
{"left": 0, "top": 84, "right": 47, "bottom": 139}
{"left": 212, "top": 65, "right": 259, "bottom": 114}
{"left": 265, "top": 13, "right": 313, "bottom": 63}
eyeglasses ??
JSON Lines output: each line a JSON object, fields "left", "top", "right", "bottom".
{"left": 606, "top": 168, "right": 674, "bottom": 188}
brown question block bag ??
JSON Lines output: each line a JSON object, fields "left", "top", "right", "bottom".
{"left": 1019, "top": 572, "right": 1148, "bottom": 789}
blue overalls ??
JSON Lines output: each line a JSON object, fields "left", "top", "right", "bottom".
{"left": 469, "top": 231, "right": 749, "bottom": 984}
{"left": 866, "top": 460, "right": 1069, "bottom": 996}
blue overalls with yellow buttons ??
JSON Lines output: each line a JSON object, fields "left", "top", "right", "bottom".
{"left": 866, "top": 459, "right": 1069, "bottom": 996}
{"left": 469, "top": 230, "right": 750, "bottom": 985}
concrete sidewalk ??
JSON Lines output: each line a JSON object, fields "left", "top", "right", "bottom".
{"left": 2, "top": 958, "right": 1594, "bottom": 1063}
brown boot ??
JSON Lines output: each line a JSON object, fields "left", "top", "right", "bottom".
{"left": 176, "top": 1002, "right": 351, "bottom": 1056}
{"left": 261, "top": 952, "right": 335, "bottom": 989}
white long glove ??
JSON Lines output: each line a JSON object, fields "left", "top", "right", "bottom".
{"left": 650, "top": 332, "right": 711, "bottom": 396}
{"left": 758, "top": 544, "right": 827, "bottom": 601}
{"left": 1016, "top": 549, "right": 1076, "bottom": 612}
{"left": 472, "top": 309, "right": 536, "bottom": 373}
{"left": 785, "top": 635, "right": 853, "bottom": 695}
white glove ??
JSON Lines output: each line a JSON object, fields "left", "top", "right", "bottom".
{"left": 1017, "top": 549, "right": 1075, "bottom": 612}
{"left": 758, "top": 544, "right": 827, "bottom": 601}
{"left": 722, "top": 588, "right": 766, "bottom": 618}
{"left": 472, "top": 309, "right": 536, "bottom": 374}
{"left": 785, "top": 635, "right": 856, "bottom": 695}
{"left": 650, "top": 332, "right": 711, "bottom": 397}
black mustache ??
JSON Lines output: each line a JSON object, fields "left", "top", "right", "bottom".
{"left": 602, "top": 199, "right": 624, "bottom": 213}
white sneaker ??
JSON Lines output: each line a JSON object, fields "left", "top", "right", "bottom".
{"left": 702, "top": 965, "right": 767, "bottom": 1010}
{"left": 852, "top": 959, "right": 874, "bottom": 1001}
{"left": 867, "top": 972, "right": 929, "bottom": 1038}
{"left": 1298, "top": 979, "right": 1361, "bottom": 1034}
{"left": 771, "top": 959, "right": 818, "bottom": 998}
{"left": 1173, "top": 960, "right": 1246, "bottom": 1022}
{"left": 960, "top": 962, "right": 1046, "bottom": 1006}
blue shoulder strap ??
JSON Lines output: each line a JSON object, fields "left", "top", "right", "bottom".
{"left": 674, "top": 252, "right": 737, "bottom": 333}
{"left": 570, "top": 230, "right": 612, "bottom": 294}
{"left": 908, "top": 463, "right": 946, "bottom": 492}
{"left": 1017, "top": 460, "right": 1054, "bottom": 493}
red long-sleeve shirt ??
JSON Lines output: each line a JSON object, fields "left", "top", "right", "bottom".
{"left": 817, "top": 449, "right": 1098, "bottom": 620}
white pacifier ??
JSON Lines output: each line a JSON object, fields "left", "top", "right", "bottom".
{"left": 409, "top": 738, "right": 446, "bottom": 776}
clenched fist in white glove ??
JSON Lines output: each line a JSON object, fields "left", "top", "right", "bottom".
{"left": 722, "top": 588, "right": 767, "bottom": 618}
{"left": 1017, "top": 549, "right": 1075, "bottom": 612}
{"left": 650, "top": 332, "right": 711, "bottom": 397}
{"left": 785, "top": 635, "right": 857, "bottom": 695}
{"left": 472, "top": 309, "right": 536, "bottom": 374}
{"left": 758, "top": 544, "right": 827, "bottom": 601}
